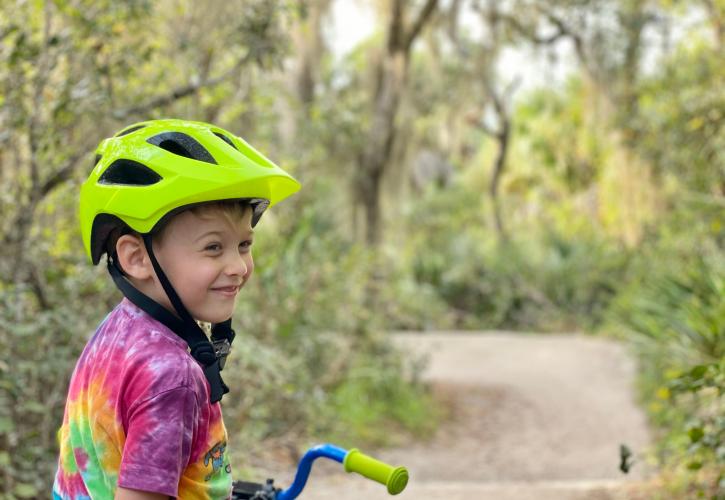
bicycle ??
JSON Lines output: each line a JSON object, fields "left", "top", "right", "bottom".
{"left": 231, "top": 443, "right": 409, "bottom": 499}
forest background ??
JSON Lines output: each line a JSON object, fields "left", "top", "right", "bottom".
{"left": 0, "top": 0, "right": 722, "bottom": 498}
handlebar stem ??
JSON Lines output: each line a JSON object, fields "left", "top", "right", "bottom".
{"left": 275, "top": 444, "right": 347, "bottom": 500}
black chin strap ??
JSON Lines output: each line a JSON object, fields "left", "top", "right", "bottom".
{"left": 106, "top": 236, "right": 234, "bottom": 404}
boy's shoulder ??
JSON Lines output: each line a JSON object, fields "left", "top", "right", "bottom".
{"left": 88, "top": 299, "right": 206, "bottom": 397}
{"left": 100, "top": 298, "right": 188, "bottom": 353}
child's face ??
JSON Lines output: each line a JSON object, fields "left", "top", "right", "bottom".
{"left": 153, "top": 205, "right": 254, "bottom": 323}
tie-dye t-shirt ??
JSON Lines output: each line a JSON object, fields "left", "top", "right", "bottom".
{"left": 53, "top": 298, "right": 233, "bottom": 499}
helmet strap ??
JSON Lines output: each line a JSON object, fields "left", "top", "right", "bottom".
{"left": 105, "top": 237, "right": 234, "bottom": 404}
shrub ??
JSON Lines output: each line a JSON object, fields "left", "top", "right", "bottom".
{"left": 611, "top": 250, "right": 724, "bottom": 498}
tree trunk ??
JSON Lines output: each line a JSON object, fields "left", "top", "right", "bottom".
{"left": 356, "top": 0, "right": 438, "bottom": 246}
{"left": 292, "top": 0, "right": 330, "bottom": 106}
{"left": 278, "top": 1, "right": 331, "bottom": 150}
{"left": 490, "top": 120, "right": 510, "bottom": 242}
{"left": 473, "top": 75, "right": 518, "bottom": 244}
{"left": 357, "top": 50, "right": 406, "bottom": 245}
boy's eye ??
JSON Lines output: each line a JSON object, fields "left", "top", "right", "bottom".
{"left": 205, "top": 243, "right": 222, "bottom": 252}
{"left": 239, "top": 240, "right": 253, "bottom": 250}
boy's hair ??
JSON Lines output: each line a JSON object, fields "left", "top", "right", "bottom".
{"left": 107, "top": 200, "right": 252, "bottom": 272}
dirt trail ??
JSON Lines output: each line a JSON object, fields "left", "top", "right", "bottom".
{"left": 302, "top": 332, "right": 653, "bottom": 499}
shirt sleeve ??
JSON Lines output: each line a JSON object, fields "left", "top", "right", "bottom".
{"left": 118, "top": 385, "right": 199, "bottom": 497}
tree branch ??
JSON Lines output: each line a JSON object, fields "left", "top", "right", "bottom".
{"left": 29, "top": 265, "right": 51, "bottom": 310}
{"left": 112, "top": 51, "right": 253, "bottom": 119}
{"left": 701, "top": 0, "right": 724, "bottom": 48}
{"left": 28, "top": 2, "right": 55, "bottom": 193}
{"left": 388, "top": 0, "right": 405, "bottom": 52}
{"left": 39, "top": 151, "right": 87, "bottom": 198}
{"left": 403, "top": 0, "right": 439, "bottom": 53}
{"left": 496, "top": 10, "right": 570, "bottom": 46}
{"left": 541, "top": 11, "right": 587, "bottom": 65}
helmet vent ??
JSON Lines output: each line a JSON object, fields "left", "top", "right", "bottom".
{"left": 98, "top": 159, "right": 162, "bottom": 186}
{"left": 213, "top": 132, "right": 239, "bottom": 151}
{"left": 147, "top": 132, "right": 217, "bottom": 164}
{"left": 115, "top": 124, "right": 147, "bottom": 137}
{"left": 94, "top": 154, "right": 102, "bottom": 166}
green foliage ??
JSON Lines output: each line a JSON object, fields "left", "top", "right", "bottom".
{"left": 669, "top": 362, "right": 724, "bottom": 472}
{"left": 633, "top": 39, "right": 724, "bottom": 195}
{"left": 619, "top": 256, "right": 724, "bottom": 362}
{"left": 0, "top": 268, "right": 116, "bottom": 497}
{"left": 398, "top": 183, "right": 632, "bottom": 331}
{"left": 611, "top": 247, "right": 724, "bottom": 497}
{"left": 320, "top": 343, "right": 439, "bottom": 448}
{"left": 235, "top": 182, "right": 375, "bottom": 341}
{"left": 515, "top": 79, "right": 606, "bottom": 192}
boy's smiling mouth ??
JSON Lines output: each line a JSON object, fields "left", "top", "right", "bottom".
{"left": 210, "top": 285, "right": 240, "bottom": 297}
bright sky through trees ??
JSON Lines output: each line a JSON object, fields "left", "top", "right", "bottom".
{"left": 326, "top": 0, "right": 713, "bottom": 99}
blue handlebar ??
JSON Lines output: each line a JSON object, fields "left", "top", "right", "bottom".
{"left": 276, "top": 444, "right": 347, "bottom": 500}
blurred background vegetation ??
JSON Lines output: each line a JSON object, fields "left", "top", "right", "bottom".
{"left": 0, "top": 0, "right": 722, "bottom": 498}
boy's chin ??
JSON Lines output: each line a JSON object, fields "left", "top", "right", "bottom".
{"left": 193, "top": 307, "right": 234, "bottom": 325}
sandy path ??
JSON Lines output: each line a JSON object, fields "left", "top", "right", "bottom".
{"left": 274, "top": 332, "right": 653, "bottom": 499}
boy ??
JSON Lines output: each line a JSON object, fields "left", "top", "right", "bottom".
{"left": 53, "top": 119, "right": 300, "bottom": 499}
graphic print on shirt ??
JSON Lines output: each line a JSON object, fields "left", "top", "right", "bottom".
{"left": 203, "top": 441, "right": 227, "bottom": 481}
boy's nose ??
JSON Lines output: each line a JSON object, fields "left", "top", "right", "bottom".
{"left": 226, "top": 252, "right": 250, "bottom": 278}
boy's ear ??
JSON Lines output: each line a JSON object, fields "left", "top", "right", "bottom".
{"left": 116, "top": 234, "right": 153, "bottom": 280}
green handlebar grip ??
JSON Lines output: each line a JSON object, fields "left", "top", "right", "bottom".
{"left": 343, "top": 448, "right": 409, "bottom": 495}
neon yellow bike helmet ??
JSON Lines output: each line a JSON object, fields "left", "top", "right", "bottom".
{"left": 80, "top": 118, "right": 300, "bottom": 265}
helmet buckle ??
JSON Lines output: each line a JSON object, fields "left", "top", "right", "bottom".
{"left": 212, "top": 338, "right": 232, "bottom": 370}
